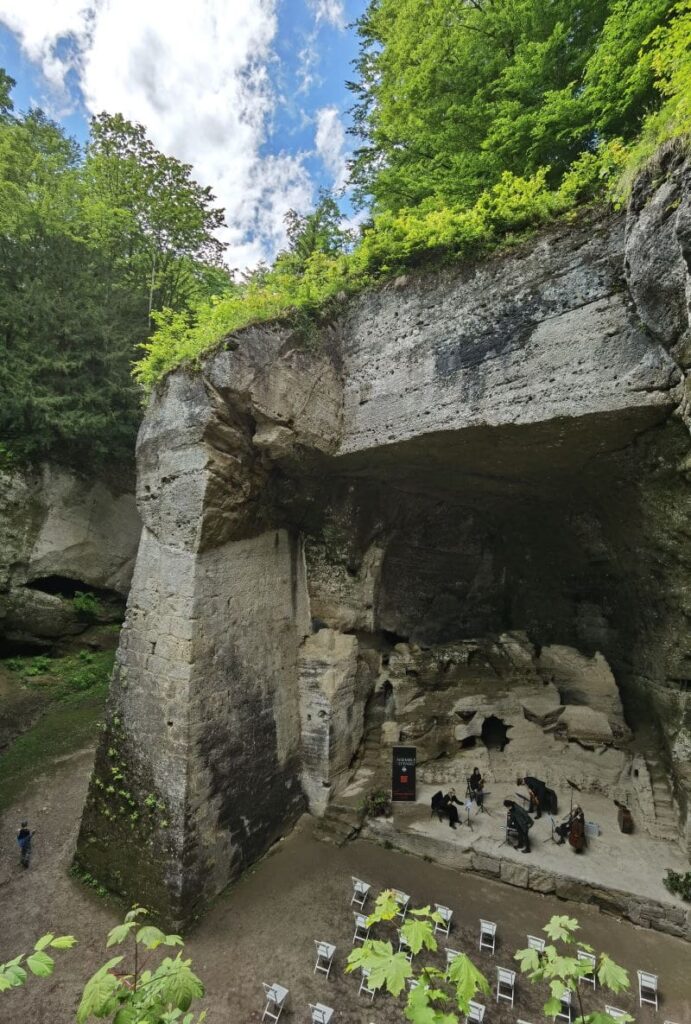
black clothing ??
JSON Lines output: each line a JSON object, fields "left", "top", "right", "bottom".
{"left": 524, "top": 776, "right": 548, "bottom": 818}
{"left": 441, "top": 792, "right": 462, "bottom": 828}
{"left": 556, "top": 808, "right": 585, "bottom": 846}
{"left": 469, "top": 771, "right": 484, "bottom": 804}
{"left": 431, "top": 790, "right": 462, "bottom": 827}
{"left": 505, "top": 800, "right": 533, "bottom": 852}
{"left": 17, "top": 827, "right": 32, "bottom": 868}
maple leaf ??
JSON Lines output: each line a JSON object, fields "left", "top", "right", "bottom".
{"left": 544, "top": 915, "right": 579, "bottom": 943}
{"left": 597, "top": 954, "right": 629, "bottom": 993}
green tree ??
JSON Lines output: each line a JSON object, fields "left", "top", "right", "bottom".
{"left": 281, "top": 190, "right": 353, "bottom": 269}
{"left": 76, "top": 907, "right": 206, "bottom": 1023}
{"left": 345, "top": 890, "right": 490, "bottom": 1022}
{"left": 1, "top": 912, "right": 206, "bottom": 1023}
{"left": 347, "top": 0, "right": 678, "bottom": 213}
{"left": 514, "top": 915, "right": 632, "bottom": 1023}
{"left": 84, "top": 113, "right": 226, "bottom": 320}
{"left": 0, "top": 80, "right": 229, "bottom": 469}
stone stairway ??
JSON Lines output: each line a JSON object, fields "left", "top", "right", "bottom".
{"left": 646, "top": 756, "right": 680, "bottom": 841}
{"left": 314, "top": 720, "right": 389, "bottom": 846}
{"left": 313, "top": 800, "right": 364, "bottom": 846}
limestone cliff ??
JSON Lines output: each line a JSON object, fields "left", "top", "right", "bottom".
{"left": 0, "top": 464, "right": 141, "bottom": 651}
{"left": 76, "top": 150, "right": 691, "bottom": 926}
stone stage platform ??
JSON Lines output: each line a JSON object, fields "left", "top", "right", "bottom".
{"left": 359, "top": 783, "right": 691, "bottom": 941}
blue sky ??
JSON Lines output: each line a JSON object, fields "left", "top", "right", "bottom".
{"left": 0, "top": 0, "right": 368, "bottom": 268}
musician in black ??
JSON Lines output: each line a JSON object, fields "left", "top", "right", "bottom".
{"left": 504, "top": 799, "right": 533, "bottom": 853}
{"left": 439, "top": 788, "right": 463, "bottom": 829}
{"left": 555, "top": 805, "right": 585, "bottom": 845}
{"left": 517, "top": 775, "right": 548, "bottom": 818}
{"left": 468, "top": 767, "right": 484, "bottom": 806}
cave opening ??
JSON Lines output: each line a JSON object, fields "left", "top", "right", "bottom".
{"left": 481, "top": 715, "right": 510, "bottom": 751}
{"left": 26, "top": 575, "right": 122, "bottom": 604}
{"left": 298, "top": 408, "right": 689, "bottom": 852}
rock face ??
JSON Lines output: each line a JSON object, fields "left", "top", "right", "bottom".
{"left": 77, "top": 153, "right": 691, "bottom": 926}
{"left": 0, "top": 464, "right": 140, "bottom": 649}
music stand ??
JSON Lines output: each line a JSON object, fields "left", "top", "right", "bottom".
{"left": 463, "top": 799, "right": 474, "bottom": 831}
{"left": 544, "top": 814, "right": 560, "bottom": 844}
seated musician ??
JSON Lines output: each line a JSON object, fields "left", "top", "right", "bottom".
{"left": 555, "top": 805, "right": 586, "bottom": 845}
{"left": 503, "top": 798, "right": 533, "bottom": 853}
{"left": 468, "top": 767, "right": 484, "bottom": 806}
{"left": 517, "top": 775, "right": 547, "bottom": 819}
{"left": 432, "top": 788, "right": 463, "bottom": 829}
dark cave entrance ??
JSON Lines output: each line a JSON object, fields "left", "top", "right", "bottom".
{"left": 481, "top": 715, "right": 510, "bottom": 751}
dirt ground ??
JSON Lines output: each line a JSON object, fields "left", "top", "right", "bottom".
{"left": 0, "top": 750, "right": 689, "bottom": 1024}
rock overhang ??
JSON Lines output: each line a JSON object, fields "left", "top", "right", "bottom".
{"left": 75, "top": 159, "right": 691, "bottom": 926}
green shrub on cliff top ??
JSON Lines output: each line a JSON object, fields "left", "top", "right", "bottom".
{"left": 135, "top": 0, "right": 691, "bottom": 389}
{"left": 135, "top": 145, "right": 629, "bottom": 389}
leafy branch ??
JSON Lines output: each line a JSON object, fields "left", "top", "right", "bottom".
{"left": 345, "top": 891, "right": 490, "bottom": 1023}
{"left": 76, "top": 906, "right": 205, "bottom": 1024}
{"left": 514, "top": 915, "right": 632, "bottom": 1024}
{"left": 0, "top": 933, "right": 77, "bottom": 992}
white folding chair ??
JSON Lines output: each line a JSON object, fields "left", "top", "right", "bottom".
{"left": 314, "top": 940, "right": 336, "bottom": 978}
{"left": 638, "top": 969, "right": 659, "bottom": 1009}
{"left": 358, "top": 967, "right": 376, "bottom": 1001}
{"left": 353, "top": 912, "right": 370, "bottom": 945}
{"left": 309, "top": 1003, "right": 334, "bottom": 1024}
{"left": 553, "top": 989, "right": 572, "bottom": 1022}
{"left": 446, "top": 947, "right": 461, "bottom": 968}
{"left": 479, "top": 919, "right": 497, "bottom": 954}
{"left": 351, "top": 876, "right": 371, "bottom": 909}
{"left": 527, "top": 934, "right": 545, "bottom": 955}
{"left": 392, "top": 888, "right": 410, "bottom": 920}
{"left": 434, "top": 903, "right": 453, "bottom": 938}
{"left": 398, "top": 929, "right": 413, "bottom": 963}
{"left": 496, "top": 966, "right": 515, "bottom": 1006}
{"left": 261, "top": 982, "right": 289, "bottom": 1022}
{"left": 604, "top": 1008, "right": 627, "bottom": 1022}
{"left": 577, "top": 950, "right": 596, "bottom": 989}
{"left": 466, "top": 1000, "right": 485, "bottom": 1023}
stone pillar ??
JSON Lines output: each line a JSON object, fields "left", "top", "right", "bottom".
{"left": 75, "top": 331, "right": 342, "bottom": 926}
{"left": 298, "top": 628, "right": 373, "bottom": 815}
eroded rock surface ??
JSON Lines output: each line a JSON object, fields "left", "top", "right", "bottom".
{"left": 77, "top": 156, "right": 691, "bottom": 926}
{"left": 0, "top": 464, "right": 140, "bottom": 649}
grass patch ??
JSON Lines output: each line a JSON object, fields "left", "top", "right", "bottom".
{"left": 4, "top": 648, "right": 115, "bottom": 698}
{"left": 0, "top": 649, "right": 113, "bottom": 810}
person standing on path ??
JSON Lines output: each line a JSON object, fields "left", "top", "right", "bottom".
{"left": 17, "top": 820, "right": 33, "bottom": 868}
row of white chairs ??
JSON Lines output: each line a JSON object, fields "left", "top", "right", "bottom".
{"left": 351, "top": 877, "right": 663, "bottom": 1017}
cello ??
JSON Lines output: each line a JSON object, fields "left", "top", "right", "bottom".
{"left": 568, "top": 806, "right": 586, "bottom": 853}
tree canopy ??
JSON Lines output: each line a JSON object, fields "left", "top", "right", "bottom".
{"left": 348, "top": 0, "right": 679, "bottom": 213}
{"left": 2, "top": 0, "right": 691, "bottom": 427}
{"left": 0, "top": 88, "right": 228, "bottom": 470}
{"left": 139, "top": 0, "right": 691, "bottom": 387}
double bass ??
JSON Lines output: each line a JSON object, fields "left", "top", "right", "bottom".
{"left": 567, "top": 806, "right": 586, "bottom": 853}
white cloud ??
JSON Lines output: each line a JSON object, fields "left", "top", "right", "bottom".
{"left": 297, "top": 33, "right": 321, "bottom": 95}
{"left": 314, "top": 104, "right": 349, "bottom": 190}
{"left": 0, "top": 0, "right": 315, "bottom": 268}
{"left": 307, "top": 0, "right": 345, "bottom": 30}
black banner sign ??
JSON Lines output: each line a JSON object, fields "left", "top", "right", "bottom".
{"left": 392, "top": 746, "right": 416, "bottom": 801}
